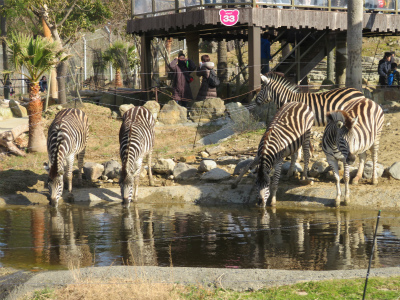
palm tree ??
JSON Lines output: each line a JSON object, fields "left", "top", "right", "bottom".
{"left": 103, "top": 41, "right": 139, "bottom": 87}
{"left": 7, "top": 33, "right": 68, "bottom": 153}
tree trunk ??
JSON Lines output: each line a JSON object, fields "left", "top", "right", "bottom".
{"left": 346, "top": 0, "right": 363, "bottom": 91}
{"left": 42, "top": 17, "right": 58, "bottom": 100}
{"left": 57, "top": 61, "right": 67, "bottom": 104}
{"left": 217, "top": 39, "right": 228, "bottom": 84}
{"left": 115, "top": 68, "right": 123, "bottom": 87}
{"left": 27, "top": 83, "right": 47, "bottom": 153}
{"left": 0, "top": 124, "right": 29, "bottom": 156}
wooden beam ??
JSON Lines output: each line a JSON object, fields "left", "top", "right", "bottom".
{"left": 140, "top": 34, "right": 152, "bottom": 100}
{"left": 248, "top": 26, "right": 261, "bottom": 102}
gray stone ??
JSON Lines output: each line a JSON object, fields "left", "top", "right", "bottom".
{"left": 173, "top": 163, "right": 197, "bottom": 180}
{"left": 281, "top": 162, "right": 303, "bottom": 174}
{"left": 309, "top": 160, "right": 330, "bottom": 177}
{"left": 200, "top": 151, "right": 209, "bottom": 158}
{"left": 201, "top": 168, "right": 231, "bottom": 181}
{"left": 198, "top": 160, "right": 217, "bottom": 172}
{"left": 119, "top": 104, "right": 135, "bottom": 117}
{"left": 9, "top": 99, "right": 27, "bottom": 118}
{"left": 102, "top": 160, "right": 122, "bottom": 179}
{"left": 389, "top": 162, "right": 400, "bottom": 180}
{"left": 196, "top": 124, "right": 235, "bottom": 146}
{"left": 233, "top": 159, "right": 254, "bottom": 175}
{"left": 363, "top": 161, "right": 385, "bottom": 179}
{"left": 143, "top": 101, "right": 161, "bottom": 120}
{"left": 83, "top": 162, "right": 105, "bottom": 181}
{"left": 153, "top": 158, "right": 176, "bottom": 175}
{"left": 205, "top": 145, "right": 225, "bottom": 155}
{"left": 225, "top": 102, "right": 250, "bottom": 123}
{"left": 216, "top": 156, "right": 240, "bottom": 165}
{"left": 158, "top": 100, "right": 188, "bottom": 125}
{"left": 189, "top": 98, "right": 225, "bottom": 122}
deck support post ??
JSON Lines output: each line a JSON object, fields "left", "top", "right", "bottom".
{"left": 327, "top": 35, "right": 335, "bottom": 83}
{"left": 141, "top": 33, "right": 152, "bottom": 101}
{"left": 248, "top": 25, "right": 261, "bottom": 102}
{"left": 335, "top": 32, "right": 347, "bottom": 88}
{"left": 186, "top": 32, "right": 200, "bottom": 102}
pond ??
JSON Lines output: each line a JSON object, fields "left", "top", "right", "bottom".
{"left": 0, "top": 203, "right": 399, "bottom": 271}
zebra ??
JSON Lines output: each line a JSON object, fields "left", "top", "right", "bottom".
{"left": 322, "top": 98, "right": 384, "bottom": 207}
{"left": 232, "top": 102, "right": 314, "bottom": 207}
{"left": 44, "top": 108, "right": 89, "bottom": 206}
{"left": 119, "top": 106, "right": 155, "bottom": 205}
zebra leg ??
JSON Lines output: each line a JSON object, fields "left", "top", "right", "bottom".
{"left": 301, "top": 130, "right": 311, "bottom": 181}
{"left": 232, "top": 156, "right": 260, "bottom": 189}
{"left": 352, "top": 152, "right": 367, "bottom": 185}
{"left": 326, "top": 154, "right": 341, "bottom": 207}
{"left": 77, "top": 148, "right": 86, "bottom": 186}
{"left": 371, "top": 142, "right": 379, "bottom": 185}
{"left": 66, "top": 155, "right": 75, "bottom": 202}
{"left": 270, "top": 160, "right": 283, "bottom": 207}
{"left": 343, "top": 162, "right": 351, "bottom": 205}
{"left": 296, "top": 147, "right": 302, "bottom": 163}
{"left": 133, "top": 174, "right": 140, "bottom": 202}
{"left": 283, "top": 153, "right": 298, "bottom": 181}
{"left": 147, "top": 152, "right": 154, "bottom": 186}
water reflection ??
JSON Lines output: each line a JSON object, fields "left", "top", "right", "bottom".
{"left": 0, "top": 204, "right": 398, "bottom": 271}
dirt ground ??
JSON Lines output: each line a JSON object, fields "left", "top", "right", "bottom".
{"left": 0, "top": 99, "right": 400, "bottom": 199}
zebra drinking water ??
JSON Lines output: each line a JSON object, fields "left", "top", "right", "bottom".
{"left": 322, "top": 98, "right": 384, "bottom": 207}
{"left": 232, "top": 102, "right": 314, "bottom": 207}
{"left": 119, "top": 107, "right": 155, "bottom": 205}
{"left": 44, "top": 108, "right": 89, "bottom": 206}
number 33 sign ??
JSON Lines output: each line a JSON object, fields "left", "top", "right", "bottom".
{"left": 219, "top": 9, "right": 240, "bottom": 26}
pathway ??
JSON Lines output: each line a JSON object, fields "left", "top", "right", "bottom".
{"left": 0, "top": 117, "right": 29, "bottom": 134}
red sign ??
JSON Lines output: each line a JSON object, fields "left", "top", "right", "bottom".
{"left": 219, "top": 9, "right": 240, "bottom": 26}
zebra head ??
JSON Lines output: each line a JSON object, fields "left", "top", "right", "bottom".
{"left": 256, "top": 74, "right": 272, "bottom": 105}
{"left": 328, "top": 111, "right": 359, "bottom": 165}
{"left": 256, "top": 168, "right": 271, "bottom": 207}
{"left": 44, "top": 162, "right": 64, "bottom": 206}
{"left": 119, "top": 168, "right": 134, "bottom": 205}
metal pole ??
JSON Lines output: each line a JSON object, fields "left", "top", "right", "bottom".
{"left": 21, "top": 67, "right": 25, "bottom": 94}
{"left": 362, "top": 210, "right": 381, "bottom": 300}
{"left": 105, "top": 26, "right": 112, "bottom": 82}
{"left": 83, "top": 36, "right": 87, "bottom": 81}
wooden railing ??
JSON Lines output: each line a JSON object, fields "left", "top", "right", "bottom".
{"left": 131, "top": 0, "right": 399, "bottom": 17}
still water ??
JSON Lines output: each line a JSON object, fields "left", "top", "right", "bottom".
{"left": 0, "top": 203, "right": 399, "bottom": 271}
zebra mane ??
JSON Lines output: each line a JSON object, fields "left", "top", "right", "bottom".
{"left": 265, "top": 72, "right": 299, "bottom": 93}
{"left": 327, "top": 110, "right": 353, "bottom": 129}
{"left": 49, "top": 125, "right": 64, "bottom": 179}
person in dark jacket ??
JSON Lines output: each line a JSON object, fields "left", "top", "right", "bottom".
{"left": 261, "top": 33, "right": 272, "bottom": 74}
{"left": 196, "top": 54, "right": 217, "bottom": 101}
{"left": 39, "top": 76, "right": 48, "bottom": 92}
{"left": 169, "top": 52, "right": 196, "bottom": 107}
{"left": 378, "top": 52, "right": 392, "bottom": 86}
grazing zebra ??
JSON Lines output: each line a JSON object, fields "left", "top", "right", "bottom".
{"left": 44, "top": 108, "right": 89, "bottom": 206}
{"left": 119, "top": 106, "right": 155, "bottom": 205}
{"left": 322, "top": 98, "right": 384, "bottom": 207}
{"left": 233, "top": 102, "right": 314, "bottom": 207}
{"left": 258, "top": 73, "right": 364, "bottom": 126}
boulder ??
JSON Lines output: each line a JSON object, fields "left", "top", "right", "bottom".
{"left": 119, "top": 104, "right": 134, "bottom": 117}
{"left": 362, "top": 161, "right": 384, "bottom": 179}
{"left": 198, "top": 160, "right": 217, "bottom": 172}
{"left": 158, "top": 100, "right": 188, "bottom": 124}
{"left": 0, "top": 106, "right": 13, "bottom": 120}
{"left": 309, "top": 160, "right": 330, "bottom": 177}
{"left": 281, "top": 161, "right": 303, "bottom": 175}
{"left": 201, "top": 168, "right": 231, "bottom": 181}
{"left": 200, "top": 151, "right": 209, "bottom": 158}
{"left": 9, "top": 99, "right": 27, "bottom": 118}
{"left": 143, "top": 101, "right": 161, "bottom": 120}
{"left": 173, "top": 163, "right": 197, "bottom": 180}
{"left": 205, "top": 145, "right": 225, "bottom": 156}
{"left": 388, "top": 162, "right": 400, "bottom": 180}
{"left": 153, "top": 158, "right": 176, "bottom": 175}
{"left": 233, "top": 159, "right": 254, "bottom": 175}
{"left": 216, "top": 156, "right": 239, "bottom": 165}
{"left": 83, "top": 162, "right": 104, "bottom": 181}
{"left": 225, "top": 102, "right": 250, "bottom": 124}
{"left": 196, "top": 124, "right": 235, "bottom": 146}
{"left": 189, "top": 98, "right": 225, "bottom": 122}
{"left": 102, "top": 160, "right": 122, "bottom": 179}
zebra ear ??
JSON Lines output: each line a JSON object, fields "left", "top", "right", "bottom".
{"left": 351, "top": 116, "right": 359, "bottom": 128}
{"left": 336, "top": 121, "right": 344, "bottom": 129}
{"left": 260, "top": 74, "right": 268, "bottom": 84}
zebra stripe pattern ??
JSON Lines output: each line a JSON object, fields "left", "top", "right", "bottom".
{"left": 255, "top": 102, "right": 314, "bottom": 207}
{"left": 322, "top": 98, "right": 384, "bottom": 207}
{"left": 257, "top": 73, "right": 365, "bottom": 126}
{"left": 45, "top": 108, "right": 89, "bottom": 206}
{"left": 119, "top": 106, "right": 155, "bottom": 205}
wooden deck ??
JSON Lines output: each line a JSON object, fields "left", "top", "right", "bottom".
{"left": 127, "top": 7, "right": 400, "bottom": 37}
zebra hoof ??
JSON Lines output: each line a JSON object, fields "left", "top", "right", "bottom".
{"left": 334, "top": 197, "right": 341, "bottom": 207}
{"left": 344, "top": 197, "right": 350, "bottom": 206}
{"left": 352, "top": 177, "right": 360, "bottom": 185}
{"left": 372, "top": 179, "right": 378, "bottom": 185}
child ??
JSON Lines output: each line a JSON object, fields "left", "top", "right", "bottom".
{"left": 387, "top": 63, "right": 400, "bottom": 86}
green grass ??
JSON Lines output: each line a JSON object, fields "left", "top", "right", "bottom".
{"left": 30, "top": 287, "right": 55, "bottom": 300}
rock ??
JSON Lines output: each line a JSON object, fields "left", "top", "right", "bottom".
{"left": 119, "top": 104, "right": 135, "bottom": 117}
{"left": 180, "top": 155, "right": 197, "bottom": 163}
{"left": 388, "top": 162, "right": 400, "bottom": 180}
{"left": 102, "top": 160, "right": 122, "bottom": 179}
{"left": 189, "top": 98, "right": 225, "bottom": 122}
{"left": 173, "top": 163, "right": 197, "bottom": 180}
{"left": 233, "top": 159, "right": 254, "bottom": 175}
{"left": 309, "top": 160, "right": 330, "bottom": 177}
{"left": 198, "top": 160, "right": 217, "bottom": 172}
{"left": 201, "top": 168, "right": 231, "bottom": 181}
{"left": 83, "top": 162, "right": 105, "bottom": 181}
{"left": 200, "top": 151, "right": 209, "bottom": 158}
{"left": 0, "top": 106, "right": 13, "bottom": 120}
{"left": 56, "top": 105, "right": 63, "bottom": 110}
{"left": 363, "top": 161, "right": 384, "bottom": 179}
{"left": 281, "top": 161, "right": 303, "bottom": 175}
{"left": 143, "top": 101, "right": 161, "bottom": 120}
{"left": 9, "top": 99, "right": 27, "bottom": 118}
{"left": 153, "top": 158, "right": 176, "bottom": 175}
{"left": 205, "top": 145, "right": 225, "bottom": 155}
{"left": 158, "top": 100, "right": 188, "bottom": 124}
{"left": 196, "top": 124, "right": 235, "bottom": 146}
{"left": 225, "top": 102, "right": 250, "bottom": 123}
